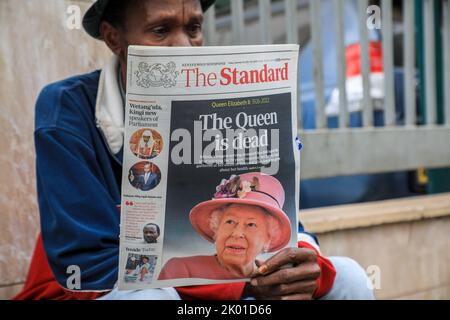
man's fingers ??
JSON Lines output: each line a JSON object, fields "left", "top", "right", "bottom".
{"left": 251, "top": 261, "right": 321, "bottom": 287}
{"left": 247, "top": 279, "right": 317, "bottom": 300}
{"left": 255, "top": 259, "right": 264, "bottom": 268}
{"left": 257, "top": 248, "right": 317, "bottom": 275}
{"left": 269, "top": 280, "right": 317, "bottom": 296}
{"left": 249, "top": 260, "right": 265, "bottom": 277}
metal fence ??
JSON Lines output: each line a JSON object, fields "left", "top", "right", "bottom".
{"left": 204, "top": 0, "right": 450, "bottom": 180}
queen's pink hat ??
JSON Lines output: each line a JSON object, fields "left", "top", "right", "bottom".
{"left": 189, "top": 172, "right": 291, "bottom": 252}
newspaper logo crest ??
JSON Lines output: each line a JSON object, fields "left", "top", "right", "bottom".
{"left": 135, "top": 62, "right": 179, "bottom": 88}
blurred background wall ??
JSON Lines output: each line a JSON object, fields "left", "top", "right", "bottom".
{"left": 0, "top": 0, "right": 111, "bottom": 298}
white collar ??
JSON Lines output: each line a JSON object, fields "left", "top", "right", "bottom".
{"left": 95, "top": 55, "right": 124, "bottom": 155}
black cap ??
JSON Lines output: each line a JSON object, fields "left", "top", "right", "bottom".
{"left": 82, "top": 0, "right": 216, "bottom": 40}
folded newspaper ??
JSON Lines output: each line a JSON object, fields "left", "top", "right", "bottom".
{"left": 118, "top": 44, "right": 300, "bottom": 289}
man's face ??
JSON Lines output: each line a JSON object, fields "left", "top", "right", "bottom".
{"left": 215, "top": 204, "right": 270, "bottom": 278}
{"left": 143, "top": 164, "right": 151, "bottom": 173}
{"left": 102, "top": 0, "right": 204, "bottom": 71}
{"left": 123, "top": 0, "right": 203, "bottom": 46}
{"left": 143, "top": 225, "right": 159, "bottom": 243}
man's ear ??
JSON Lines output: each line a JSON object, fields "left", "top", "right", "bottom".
{"left": 100, "top": 21, "right": 124, "bottom": 57}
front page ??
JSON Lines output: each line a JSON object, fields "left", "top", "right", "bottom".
{"left": 118, "top": 44, "right": 300, "bottom": 289}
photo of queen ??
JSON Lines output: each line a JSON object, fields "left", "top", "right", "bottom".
{"left": 159, "top": 172, "right": 291, "bottom": 280}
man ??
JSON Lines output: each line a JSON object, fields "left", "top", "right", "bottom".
{"left": 133, "top": 130, "right": 157, "bottom": 159}
{"left": 137, "top": 163, "right": 159, "bottom": 191}
{"left": 16, "top": 0, "right": 373, "bottom": 300}
{"left": 143, "top": 223, "right": 160, "bottom": 244}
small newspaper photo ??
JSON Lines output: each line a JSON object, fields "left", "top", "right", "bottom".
{"left": 118, "top": 44, "right": 300, "bottom": 289}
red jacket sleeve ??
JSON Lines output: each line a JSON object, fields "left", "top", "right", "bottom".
{"left": 298, "top": 241, "right": 336, "bottom": 298}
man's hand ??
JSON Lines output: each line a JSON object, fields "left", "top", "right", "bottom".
{"left": 244, "top": 247, "right": 321, "bottom": 300}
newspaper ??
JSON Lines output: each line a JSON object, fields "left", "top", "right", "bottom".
{"left": 118, "top": 44, "right": 300, "bottom": 289}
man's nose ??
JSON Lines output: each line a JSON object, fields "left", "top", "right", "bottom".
{"left": 169, "top": 32, "right": 192, "bottom": 47}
